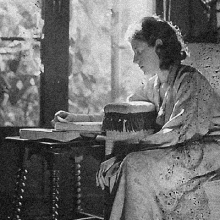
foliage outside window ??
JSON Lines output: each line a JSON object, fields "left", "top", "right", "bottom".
{"left": 0, "top": 0, "right": 43, "bottom": 126}
{"left": 68, "top": 0, "right": 152, "bottom": 115}
{"left": 0, "top": 0, "right": 154, "bottom": 126}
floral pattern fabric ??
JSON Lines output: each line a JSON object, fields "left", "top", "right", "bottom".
{"left": 108, "top": 65, "right": 220, "bottom": 220}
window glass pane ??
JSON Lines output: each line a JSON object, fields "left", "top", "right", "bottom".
{"left": 69, "top": 0, "right": 154, "bottom": 115}
{"left": 0, "top": 0, "right": 43, "bottom": 126}
{"left": 69, "top": 0, "right": 111, "bottom": 114}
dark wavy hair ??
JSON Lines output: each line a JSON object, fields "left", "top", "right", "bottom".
{"left": 126, "top": 15, "right": 189, "bottom": 70}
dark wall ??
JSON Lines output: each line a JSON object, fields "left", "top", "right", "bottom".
{"left": 156, "top": 0, "right": 218, "bottom": 43}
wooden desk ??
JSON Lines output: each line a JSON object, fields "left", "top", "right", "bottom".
{"left": 5, "top": 136, "right": 105, "bottom": 220}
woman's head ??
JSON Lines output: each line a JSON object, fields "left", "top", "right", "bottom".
{"left": 126, "top": 15, "right": 189, "bottom": 71}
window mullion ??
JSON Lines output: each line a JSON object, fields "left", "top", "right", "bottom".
{"left": 40, "top": 0, "right": 70, "bottom": 128}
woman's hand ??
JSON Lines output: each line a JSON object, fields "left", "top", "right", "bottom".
{"left": 96, "top": 156, "right": 117, "bottom": 190}
{"left": 51, "top": 110, "right": 75, "bottom": 126}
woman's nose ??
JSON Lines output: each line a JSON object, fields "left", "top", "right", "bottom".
{"left": 133, "top": 54, "right": 139, "bottom": 64}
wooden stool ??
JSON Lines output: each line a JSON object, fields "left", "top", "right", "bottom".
{"left": 5, "top": 136, "right": 105, "bottom": 220}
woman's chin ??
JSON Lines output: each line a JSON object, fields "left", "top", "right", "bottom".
{"left": 140, "top": 68, "right": 151, "bottom": 76}
{"left": 140, "top": 68, "right": 146, "bottom": 74}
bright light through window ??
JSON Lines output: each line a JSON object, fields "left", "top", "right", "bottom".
{"left": 68, "top": 0, "right": 155, "bottom": 115}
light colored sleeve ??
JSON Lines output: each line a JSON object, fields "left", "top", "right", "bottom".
{"left": 141, "top": 71, "right": 214, "bottom": 147}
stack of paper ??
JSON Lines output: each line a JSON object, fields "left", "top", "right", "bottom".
{"left": 54, "top": 121, "right": 103, "bottom": 132}
{"left": 19, "top": 122, "right": 103, "bottom": 142}
{"left": 19, "top": 128, "right": 81, "bottom": 142}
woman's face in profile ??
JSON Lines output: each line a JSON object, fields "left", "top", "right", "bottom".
{"left": 131, "top": 39, "right": 159, "bottom": 76}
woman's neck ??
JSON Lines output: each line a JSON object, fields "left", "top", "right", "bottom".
{"left": 157, "top": 69, "right": 169, "bottom": 84}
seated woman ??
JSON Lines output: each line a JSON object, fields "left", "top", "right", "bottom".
{"left": 53, "top": 16, "right": 220, "bottom": 220}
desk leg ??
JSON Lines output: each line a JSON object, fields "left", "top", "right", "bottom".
{"left": 46, "top": 152, "right": 61, "bottom": 220}
{"left": 70, "top": 155, "right": 83, "bottom": 217}
{"left": 9, "top": 146, "right": 28, "bottom": 220}
{"left": 50, "top": 169, "right": 60, "bottom": 220}
{"left": 75, "top": 155, "right": 83, "bottom": 213}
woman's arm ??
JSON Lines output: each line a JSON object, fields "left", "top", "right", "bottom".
{"left": 52, "top": 110, "right": 103, "bottom": 123}
{"left": 71, "top": 113, "right": 103, "bottom": 122}
{"left": 140, "top": 71, "right": 214, "bottom": 148}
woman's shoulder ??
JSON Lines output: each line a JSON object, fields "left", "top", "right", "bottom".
{"left": 176, "top": 64, "right": 208, "bottom": 83}
{"left": 173, "top": 64, "right": 211, "bottom": 92}
{"left": 177, "top": 64, "right": 198, "bottom": 77}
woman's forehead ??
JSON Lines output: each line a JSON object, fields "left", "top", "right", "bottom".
{"left": 131, "top": 39, "right": 148, "bottom": 50}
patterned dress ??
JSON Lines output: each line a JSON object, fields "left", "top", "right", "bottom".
{"left": 108, "top": 64, "right": 220, "bottom": 220}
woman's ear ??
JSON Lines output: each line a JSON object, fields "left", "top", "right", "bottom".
{"left": 154, "top": 39, "right": 163, "bottom": 58}
{"left": 155, "top": 39, "right": 163, "bottom": 55}
{"left": 155, "top": 39, "right": 163, "bottom": 47}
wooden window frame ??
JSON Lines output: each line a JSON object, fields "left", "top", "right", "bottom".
{"left": 40, "top": 0, "right": 70, "bottom": 128}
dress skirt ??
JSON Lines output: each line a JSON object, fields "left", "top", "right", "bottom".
{"left": 108, "top": 139, "right": 220, "bottom": 220}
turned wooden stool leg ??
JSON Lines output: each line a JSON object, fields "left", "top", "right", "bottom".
{"left": 9, "top": 146, "right": 28, "bottom": 220}
{"left": 50, "top": 169, "right": 60, "bottom": 220}
{"left": 69, "top": 154, "right": 83, "bottom": 218}
{"left": 46, "top": 151, "right": 62, "bottom": 220}
{"left": 11, "top": 168, "right": 28, "bottom": 220}
{"left": 75, "top": 155, "right": 83, "bottom": 213}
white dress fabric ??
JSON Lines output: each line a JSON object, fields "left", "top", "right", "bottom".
{"left": 108, "top": 64, "right": 220, "bottom": 220}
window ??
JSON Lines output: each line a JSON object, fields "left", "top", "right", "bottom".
{"left": 68, "top": 0, "right": 155, "bottom": 115}
{"left": 0, "top": 0, "right": 43, "bottom": 126}
{"left": 0, "top": 0, "right": 156, "bottom": 128}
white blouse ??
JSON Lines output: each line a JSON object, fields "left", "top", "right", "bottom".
{"left": 128, "top": 64, "right": 220, "bottom": 147}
